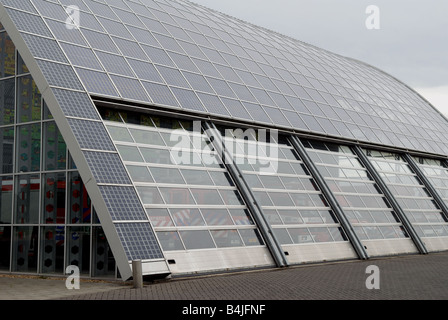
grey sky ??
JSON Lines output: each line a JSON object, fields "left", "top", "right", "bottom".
{"left": 190, "top": 0, "right": 448, "bottom": 115}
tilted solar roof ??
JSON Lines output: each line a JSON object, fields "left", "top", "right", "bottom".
{"left": 1, "top": 0, "right": 448, "bottom": 154}
{"left": 1, "top": 0, "right": 448, "bottom": 156}
{"left": 1, "top": 0, "right": 448, "bottom": 279}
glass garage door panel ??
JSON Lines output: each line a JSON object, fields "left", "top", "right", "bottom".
{"left": 366, "top": 150, "right": 448, "bottom": 239}
{"left": 303, "top": 140, "right": 409, "bottom": 244}
{"left": 414, "top": 157, "right": 448, "bottom": 209}
{"left": 103, "top": 110, "right": 265, "bottom": 255}
{"left": 219, "top": 128, "right": 348, "bottom": 247}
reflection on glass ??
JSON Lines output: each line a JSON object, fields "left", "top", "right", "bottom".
{"left": 126, "top": 165, "right": 153, "bottom": 183}
{"left": 40, "top": 226, "right": 64, "bottom": 274}
{"left": 13, "top": 226, "right": 38, "bottom": 272}
{"left": 137, "top": 186, "right": 164, "bottom": 205}
{"left": 43, "top": 122, "right": 67, "bottom": 171}
{"left": 0, "top": 78, "right": 15, "bottom": 125}
{"left": 92, "top": 227, "right": 116, "bottom": 277}
{"left": 146, "top": 208, "right": 173, "bottom": 227}
{"left": 150, "top": 167, "right": 185, "bottom": 184}
{"left": 273, "top": 228, "right": 293, "bottom": 245}
{"left": 15, "top": 174, "right": 40, "bottom": 224}
{"left": 329, "top": 227, "right": 347, "bottom": 241}
{"left": 107, "top": 126, "right": 133, "bottom": 142}
{"left": 229, "top": 209, "right": 254, "bottom": 225}
{"left": 0, "top": 127, "right": 14, "bottom": 174}
{"left": 239, "top": 229, "right": 264, "bottom": 246}
{"left": 140, "top": 147, "right": 176, "bottom": 165}
{"left": 67, "top": 226, "right": 90, "bottom": 274}
{"left": 17, "top": 76, "right": 41, "bottom": 123}
{"left": 157, "top": 231, "right": 184, "bottom": 251}
{"left": 209, "top": 171, "right": 233, "bottom": 186}
{"left": 43, "top": 102, "right": 53, "bottom": 120}
{"left": 179, "top": 230, "right": 215, "bottom": 250}
{"left": 117, "top": 145, "right": 144, "bottom": 162}
{"left": 42, "top": 172, "right": 66, "bottom": 224}
{"left": 191, "top": 189, "right": 223, "bottom": 205}
{"left": 171, "top": 208, "right": 205, "bottom": 226}
{"left": 99, "top": 108, "right": 122, "bottom": 122}
{"left": 0, "top": 176, "right": 13, "bottom": 223}
{"left": 288, "top": 228, "right": 313, "bottom": 244}
{"left": 17, "top": 124, "right": 41, "bottom": 172}
{"left": 181, "top": 169, "right": 213, "bottom": 185}
{"left": 160, "top": 187, "right": 194, "bottom": 205}
{"left": 278, "top": 210, "right": 302, "bottom": 225}
{"left": 309, "top": 227, "right": 333, "bottom": 242}
{"left": 211, "top": 230, "right": 243, "bottom": 248}
{"left": 17, "top": 53, "right": 29, "bottom": 75}
{"left": 219, "top": 189, "right": 244, "bottom": 205}
{"left": 129, "top": 128, "right": 164, "bottom": 145}
{"left": 68, "top": 172, "right": 91, "bottom": 224}
{"left": 201, "top": 209, "right": 233, "bottom": 226}
{"left": 0, "top": 33, "right": 15, "bottom": 78}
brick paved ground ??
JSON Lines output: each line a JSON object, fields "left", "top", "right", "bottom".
{"left": 61, "top": 252, "right": 448, "bottom": 300}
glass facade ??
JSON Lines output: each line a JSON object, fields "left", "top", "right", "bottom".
{"left": 304, "top": 140, "right": 409, "bottom": 243}
{"left": 104, "top": 110, "right": 264, "bottom": 255}
{"left": 218, "top": 128, "right": 348, "bottom": 247}
{"left": 366, "top": 150, "right": 448, "bottom": 239}
{"left": 414, "top": 157, "right": 448, "bottom": 207}
{"left": 0, "top": 30, "right": 116, "bottom": 278}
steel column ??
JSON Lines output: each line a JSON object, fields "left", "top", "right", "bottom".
{"left": 202, "top": 121, "right": 288, "bottom": 268}
{"left": 352, "top": 146, "right": 428, "bottom": 255}
{"left": 288, "top": 136, "right": 369, "bottom": 260}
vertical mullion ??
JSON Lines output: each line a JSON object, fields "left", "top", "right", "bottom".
{"left": 402, "top": 153, "right": 448, "bottom": 223}
{"left": 202, "top": 121, "right": 288, "bottom": 268}
{"left": 288, "top": 136, "right": 369, "bottom": 260}
{"left": 352, "top": 145, "right": 428, "bottom": 255}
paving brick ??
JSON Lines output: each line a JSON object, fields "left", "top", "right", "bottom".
{"left": 2, "top": 252, "right": 448, "bottom": 300}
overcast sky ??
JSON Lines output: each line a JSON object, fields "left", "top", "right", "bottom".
{"left": 191, "top": 0, "right": 448, "bottom": 116}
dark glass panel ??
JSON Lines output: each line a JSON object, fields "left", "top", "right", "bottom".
{"left": 40, "top": 226, "right": 65, "bottom": 274}
{"left": 0, "top": 176, "right": 13, "bottom": 223}
{"left": 43, "top": 122, "right": 67, "bottom": 171}
{"left": 0, "top": 127, "right": 14, "bottom": 173}
{"left": 0, "top": 33, "right": 15, "bottom": 78}
{"left": 0, "top": 78, "right": 15, "bottom": 125}
{"left": 42, "top": 172, "right": 66, "bottom": 224}
{"left": 67, "top": 226, "right": 90, "bottom": 274}
{"left": 0, "top": 226, "right": 11, "bottom": 270}
{"left": 92, "top": 227, "right": 116, "bottom": 278}
{"left": 16, "top": 124, "right": 41, "bottom": 173}
{"left": 12, "top": 226, "right": 38, "bottom": 272}
{"left": 17, "top": 76, "right": 41, "bottom": 123}
{"left": 15, "top": 174, "right": 40, "bottom": 224}
{"left": 68, "top": 172, "right": 91, "bottom": 224}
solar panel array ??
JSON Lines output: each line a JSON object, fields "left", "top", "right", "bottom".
{"left": 4, "top": 0, "right": 448, "bottom": 156}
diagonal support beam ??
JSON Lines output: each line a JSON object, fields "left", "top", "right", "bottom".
{"left": 352, "top": 146, "right": 428, "bottom": 255}
{"left": 403, "top": 154, "right": 448, "bottom": 223}
{"left": 202, "top": 121, "right": 288, "bottom": 268}
{"left": 288, "top": 136, "right": 369, "bottom": 260}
